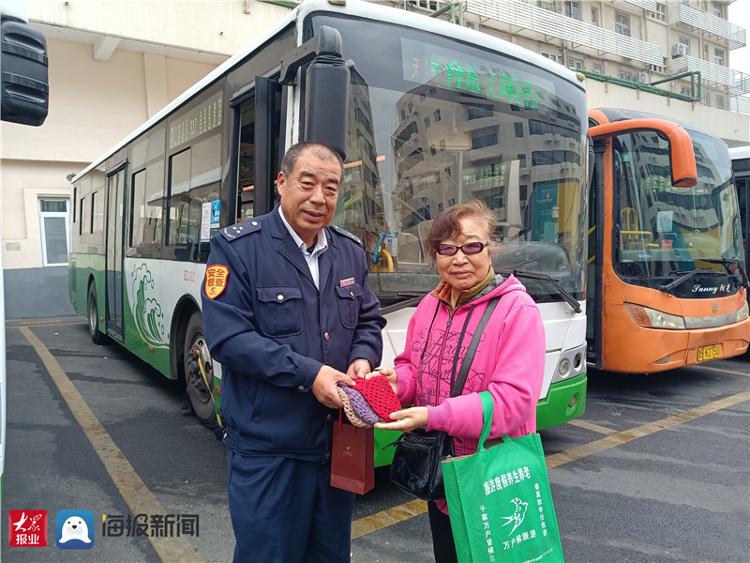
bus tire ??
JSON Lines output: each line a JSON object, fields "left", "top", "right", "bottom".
{"left": 183, "top": 311, "right": 217, "bottom": 428}
{"left": 87, "top": 284, "right": 106, "bottom": 345}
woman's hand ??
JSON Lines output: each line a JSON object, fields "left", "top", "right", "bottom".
{"left": 366, "top": 367, "right": 398, "bottom": 395}
{"left": 375, "top": 407, "right": 428, "bottom": 432}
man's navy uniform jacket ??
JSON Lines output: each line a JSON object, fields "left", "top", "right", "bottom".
{"left": 201, "top": 209, "right": 385, "bottom": 463}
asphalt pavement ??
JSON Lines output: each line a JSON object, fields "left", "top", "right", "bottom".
{"left": 2, "top": 317, "right": 748, "bottom": 563}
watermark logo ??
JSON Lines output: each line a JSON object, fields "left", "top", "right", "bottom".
{"left": 56, "top": 509, "right": 94, "bottom": 549}
{"left": 102, "top": 513, "right": 199, "bottom": 538}
{"left": 8, "top": 510, "right": 47, "bottom": 547}
{"left": 500, "top": 498, "right": 528, "bottom": 536}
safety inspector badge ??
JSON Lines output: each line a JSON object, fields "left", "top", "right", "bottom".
{"left": 205, "top": 265, "right": 229, "bottom": 299}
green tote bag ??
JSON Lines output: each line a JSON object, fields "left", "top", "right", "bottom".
{"left": 442, "top": 392, "right": 564, "bottom": 563}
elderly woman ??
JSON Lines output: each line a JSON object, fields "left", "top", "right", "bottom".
{"left": 375, "top": 200, "right": 545, "bottom": 563}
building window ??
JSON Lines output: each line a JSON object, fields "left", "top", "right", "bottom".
{"left": 567, "top": 56, "right": 584, "bottom": 71}
{"left": 564, "top": 1, "right": 582, "bottom": 20}
{"left": 514, "top": 122, "right": 524, "bottom": 137}
{"left": 39, "top": 198, "right": 70, "bottom": 266}
{"left": 537, "top": 1, "right": 556, "bottom": 11}
{"left": 715, "top": 93, "right": 725, "bottom": 109}
{"left": 541, "top": 52, "right": 559, "bottom": 63}
{"left": 615, "top": 13, "right": 631, "bottom": 36}
{"left": 592, "top": 61, "right": 604, "bottom": 74}
{"left": 433, "top": 109, "right": 442, "bottom": 122}
{"left": 679, "top": 36, "right": 690, "bottom": 56}
{"left": 618, "top": 70, "right": 634, "bottom": 82}
{"left": 471, "top": 126, "right": 498, "bottom": 149}
{"left": 712, "top": 2, "right": 724, "bottom": 18}
{"left": 652, "top": 3, "right": 666, "bottom": 21}
{"left": 591, "top": 6, "right": 599, "bottom": 26}
{"left": 680, "top": 85, "right": 692, "bottom": 96}
{"left": 714, "top": 48, "right": 725, "bottom": 66}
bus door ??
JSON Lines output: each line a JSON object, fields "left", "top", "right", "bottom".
{"left": 586, "top": 118, "right": 697, "bottom": 368}
{"left": 229, "top": 76, "right": 283, "bottom": 223}
{"left": 105, "top": 165, "right": 127, "bottom": 341}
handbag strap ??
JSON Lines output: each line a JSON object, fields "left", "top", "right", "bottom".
{"left": 478, "top": 391, "right": 495, "bottom": 451}
{"left": 450, "top": 297, "right": 501, "bottom": 397}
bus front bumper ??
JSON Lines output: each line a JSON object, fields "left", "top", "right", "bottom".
{"left": 604, "top": 318, "right": 750, "bottom": 373}
{"left": 536, "top": 373, "right": 587, "bottom": 430}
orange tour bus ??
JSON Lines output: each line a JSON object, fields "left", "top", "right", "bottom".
{"left": 586, "top": 108, "right": 749, "bottom": 373}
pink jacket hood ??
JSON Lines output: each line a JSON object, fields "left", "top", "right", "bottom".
{"left": 395, "top": 274, "right": 546, "bottom": 456}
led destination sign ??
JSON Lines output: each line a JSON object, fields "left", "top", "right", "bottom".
{"left": 401, "top": 38, "right": 549, "bottom": 110}
{"left": 169, "top": 92, "right": 223, "bottom": 150}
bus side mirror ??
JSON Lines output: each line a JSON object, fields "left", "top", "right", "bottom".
{"left": 589, "top": 118, "right": 697, "bottom": 188}
{"left": 280, "top": 26, "right": 350, "bottom": 160}
{"left": 1, "top": 18, "right": 49, "bottom": 126}
{"left": 303, "top": 27, "right": 350, "bottom": 160}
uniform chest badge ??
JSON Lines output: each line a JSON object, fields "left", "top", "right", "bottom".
{"left": 339, "top": 277, "right": 355, "bottom": 287}
{"left": 205, "top": 265, "right": 229, "bottom": 299}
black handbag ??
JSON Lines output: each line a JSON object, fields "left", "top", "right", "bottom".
{"left": 389, "top": 297, "right": 500, "bottom": 501}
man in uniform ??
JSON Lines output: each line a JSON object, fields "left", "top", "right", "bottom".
{"left": 201, "top": 141, "right": 385, "bottom": 562}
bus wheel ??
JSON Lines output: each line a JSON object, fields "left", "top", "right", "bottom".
{"left": 183, "top": 312, "right": 217, "bottom": 428}
{"left": 87, "top": 285, "right": 106, "bottom": 345}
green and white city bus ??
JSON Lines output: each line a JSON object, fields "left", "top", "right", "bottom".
{"left": 69, "top": 0, "right": 594, "bottom": 466}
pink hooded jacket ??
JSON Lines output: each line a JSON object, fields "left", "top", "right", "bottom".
{"left": 395, "top": 274, "right": 545, "bottom": 458}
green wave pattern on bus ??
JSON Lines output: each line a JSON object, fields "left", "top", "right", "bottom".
{"left": 130, "top": 264, "right": 168, "bottom": 349}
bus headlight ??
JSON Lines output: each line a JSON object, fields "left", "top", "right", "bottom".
{"left": 558, "top": 357, "right": 571, "bottom": 377}
{"left": 624, "top": 303, "right": 686, "bottom": 330}
{"left": 737, "top": 301, "right": 749, "bottom": 322}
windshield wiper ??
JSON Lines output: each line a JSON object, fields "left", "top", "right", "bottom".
{"left": 498, "top": 270, "right": 581, "bottom": 313}
{"left": 697, "top": 258, "right": 749, "bottom": 286}
{"left": 379, "top": 294, "right": 425, "bottom": 315}
{"left": 661, "top": 269, "right": 718, "bottom": 292}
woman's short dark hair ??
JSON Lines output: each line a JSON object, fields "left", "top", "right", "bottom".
{"left": 427, "top": 200, "right": 496, "bottom": 257}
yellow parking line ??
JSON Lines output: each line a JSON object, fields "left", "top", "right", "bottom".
{"left": 352, "top": 499, "right": 427, "bottom": 539}
{"left": 690, "top": 364, "right": 750, "bottom": 377}
{"left": 566, "top": 419, "right": 616, "bottom": 435}
{"left": 19, "top": 326, "right": 203, "bottom": 563}
{"left": 546, "top": 390, "right": 750, "bottom": 468}
{"left": 352, "top": 389, "right": 750, "bottom": 538}
{"left": 11, "top": 318, "right": 87, "bottom": 328}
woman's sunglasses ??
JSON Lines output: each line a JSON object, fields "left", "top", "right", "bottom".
{"left": 436, "top": 241, "right": 488, "bottom": 257}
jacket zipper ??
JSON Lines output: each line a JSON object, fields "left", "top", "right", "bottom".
{"left": 436, "top": 305, "right": 454, "bottom": 401}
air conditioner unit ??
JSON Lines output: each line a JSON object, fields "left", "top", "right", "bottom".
{"left": 465, "top": 21, "right": 480, "bottom": 31}
{"left": 638, "top": 72, "right": 649, "bottom": 83}
{"left": 671, "top": 43, "right": 688, "bottom": 58}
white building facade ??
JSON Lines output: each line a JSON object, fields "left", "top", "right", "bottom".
{"left": 1, "top": 0, "right": 747, "bottom": 317}
{"left": 0, "top": 0, "right": 289, "bottom": 317}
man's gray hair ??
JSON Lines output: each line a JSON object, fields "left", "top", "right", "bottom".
{"left": 280, "top": 141, "right": 344, "bottom": 179}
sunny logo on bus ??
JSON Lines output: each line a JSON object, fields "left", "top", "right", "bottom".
{"left": 205, "top": 265, "right": 229, "bottom": 299}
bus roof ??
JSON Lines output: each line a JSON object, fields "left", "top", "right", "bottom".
{"left": 592, "top": 107, "right": 724, "bottom": 141}
{"left": 72, "top": 0, "right": 583, "bottom": 183}
{"left": 729, "top": 145, "right": 750, "bottom": 161}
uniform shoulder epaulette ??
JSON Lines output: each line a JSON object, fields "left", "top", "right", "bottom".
{"left": 220, "top": 219, "right": 262, "bottom": 241}
{"left": 330, "top": 224, "right": 363, "bottom": 248}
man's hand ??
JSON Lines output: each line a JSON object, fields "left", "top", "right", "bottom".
{"left": 346, "top": 359, "right": 371, "bottom": 379}
{"left": 312, "top": 365, "right": 354, "bottom": 408}
{"left": 374, "top": 407, "right": 428, "bottom": 432}
{"left": 366, "top": 367, "right": 398, "bottom": 395}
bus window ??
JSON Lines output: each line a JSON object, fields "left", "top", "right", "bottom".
{"left": 128, "top": 125, "right": 165, "bottom": 257}
{"left": 167, "top": 133, "right": 222, "bottom": 262}
{"left": 237, "top": 97, "right": 256, "bottom": 220}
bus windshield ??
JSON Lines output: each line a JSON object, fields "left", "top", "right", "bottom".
{"left": 310, "top": 15, "right": 588, "bottom": 306}
{"left": 613, "top": 130, "right": 746, "bottom": 295}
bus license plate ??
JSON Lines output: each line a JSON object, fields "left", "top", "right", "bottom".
{"left": 697, "top": 345, "right": 721, "bottom": 362}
